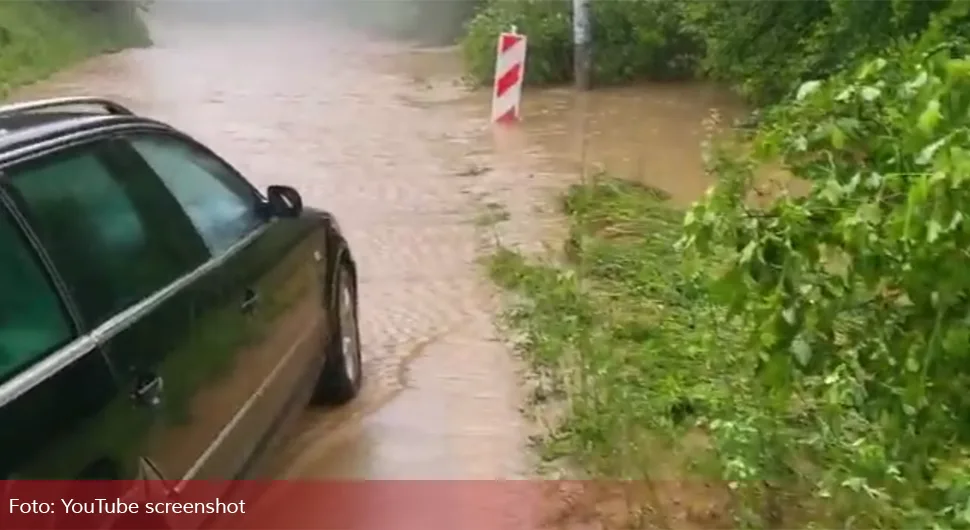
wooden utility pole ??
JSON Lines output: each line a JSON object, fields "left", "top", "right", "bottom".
{"left": 573, "top": 0, "right": 592, "bottom": 90}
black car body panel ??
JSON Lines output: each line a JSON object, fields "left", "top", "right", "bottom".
{"left": 0, "top": 98, "right": 356, "bottom": 489}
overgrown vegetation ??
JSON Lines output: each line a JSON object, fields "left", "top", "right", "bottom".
{"left": 0, "top": 1, "right": 150, "bottom": 97}
{"left": 489, "top": 178, "right": 741, "bottom": 468}
{"left": 489, "top": 180, "right": 756, "bottom": 526}
{"left": 681, "top": 9, "right": 970, "bottom": 525}
{"left": 485, "top": 1, "right": 970, "bottom": 527}
{"left": 679, "top": 0, "right": 962, "bottom": 104}
{"left": 460, "top": 0, "right": 970, "bottom": 105}
{"left": 462, "top": 0, "right": 697, "bottom": 87}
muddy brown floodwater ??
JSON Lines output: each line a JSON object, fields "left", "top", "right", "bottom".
{"left": 16, "top": 13, "right": 744, "bottom": 483}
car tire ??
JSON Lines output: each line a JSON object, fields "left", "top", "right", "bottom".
{"left": 311, "top": 261, "right": 362, "bottom": 405}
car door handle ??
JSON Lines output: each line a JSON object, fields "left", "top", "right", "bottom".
{"left": 241, "top": 289, "right": 260, "bottom": 314}
{"left": 132, "top": 375, "right": 164, "bottom": 408}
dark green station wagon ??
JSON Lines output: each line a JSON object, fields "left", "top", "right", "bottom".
{"left": 0, "top": 97, "right": 362, "bottom": 484}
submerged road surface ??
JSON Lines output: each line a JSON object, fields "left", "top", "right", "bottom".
{"left": 22, "top": 15, "right": 534, "bottom": 479}
{"left": 16, "top": 9, "right": 744, "bottom": 483}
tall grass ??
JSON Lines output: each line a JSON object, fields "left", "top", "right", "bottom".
{"left": 0, "top": 1, "right": 150, "bottom": 97}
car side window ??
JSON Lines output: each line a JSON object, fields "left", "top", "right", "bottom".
{"left": 127, "top": 136, "right": 262, "bottom": 256}
{"left": 5, "top": 143, "right": 204, "bottom": 328}
{"left": 0, "top": 206, "right": 73, "bottom": 384}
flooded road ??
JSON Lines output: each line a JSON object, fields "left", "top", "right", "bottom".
{"left": 17, "top": 11, "right": 743, "bottom": 480}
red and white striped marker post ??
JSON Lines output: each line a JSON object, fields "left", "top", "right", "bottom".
{"left": 491, "top": 26, "right": 527, "bottom": 124}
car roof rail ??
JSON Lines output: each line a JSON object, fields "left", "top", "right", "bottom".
{"left": 0, "top": 96, "right": 134, "bottom": 117}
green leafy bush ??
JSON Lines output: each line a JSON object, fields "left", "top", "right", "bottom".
{"left": 681, "top": 0, "right": 959, "bottom": 104}
{"left": 459, "top": 0, "right": 970, "bottom": 105}
{"left": 482, "top": 0, "right": 970, "bottom": 526}
{"left": 681, "top": 5, "right": 970, "bottom": 524}
{"left": 460, "top": 0, "right": 700, "bottom": 87}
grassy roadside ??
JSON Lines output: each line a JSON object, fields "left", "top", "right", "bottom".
{"left": 485, "top": 178, "right": 755, "bottom": 526}
{"left": 0, "top": 2, "right": 151, "bottom": 97}
{"left": 482, "top": 17, "right": 970, "bottom": 527}
{"left": 484, "top": 177, "right": 909, "bottom": 528}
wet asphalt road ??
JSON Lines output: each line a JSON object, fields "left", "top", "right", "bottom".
{"left": 17, "top": 8, "right": 743, "bottom": 482}
{"left": 20, "top": 15, "right": 536, "bottom": 479}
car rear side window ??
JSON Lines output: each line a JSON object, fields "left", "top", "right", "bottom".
{"left": 0, "top": 206, "right": 72, "bottom": 384}
{"left": 127, "top": 136, "right": 262, "bottom": 256}
{"left": 5, "top": 143, "right": 205, "bottom": 328}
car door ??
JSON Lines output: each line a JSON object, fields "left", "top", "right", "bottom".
{"left": 0, "top": 138, "right": 204, "bottom": 487}
{"left": 0, "top": 194, "right": 127, "bottom": 482}
{"left": 118, "top": 131, "right": 330, "bottom": 485}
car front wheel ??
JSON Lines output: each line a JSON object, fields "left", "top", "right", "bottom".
{"left": 311, "top": 262, "right": 362, "bottom": 405}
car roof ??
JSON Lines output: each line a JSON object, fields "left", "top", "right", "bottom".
{"left": 0, "top": 97, "right": 172, "bottom": 167}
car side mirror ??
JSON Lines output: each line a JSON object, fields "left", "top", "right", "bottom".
{"left": 262, "top": 185, "right": 303, "bottom": 219}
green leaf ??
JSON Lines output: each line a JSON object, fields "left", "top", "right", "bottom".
{"left": 857, "top": 203, "right": 881, "bottom": 225}
{"left": 905, "top": 70, "right": 929, "bottom": 92}
{"left": 821, "top": 178, "right": 844, "bottom": 204}
{"left": 860, "top": 86, "right": 881, "bottom": 101}
{"left": 782, "top": 306, "right": 796, "bottom": 325}
{"left": 865, "top": 172, "right": 884, "bottom": 189}
{"left": 948, "top": 211, "right": 964, "bottom": 231}
{"left": 916, "top": 138, "right": 946, "bottom": 165}
{"left": 739, "top": 240, "right": 757, "bottom": 264}
{"left": 927, "top": 219, "right": 942, "bottom": 243}
{"left": 906, "top": 357, "right": 920, "bottom": 372}
{"left": 918, "top": 99, "right": 943, "bottom": 134}
{"left": 943, "top": 327, "right": 970, "bottom": 355}
{"left": 683, "top": 208, "right": 696, "bottom": 228}
{"left": 796, "top": 80, "right": 822, "bottom": 101}
{"left": 792, "top": 336, "right": 812, "bottom": 367}
{"left": 946, "top": 58, "right": 970, "bottom": 80}
{"left": 857, "top": 58, "right": 887, "bottom": 80}
{"left": 830, "top": 126, "right": 846, "bottom": 150}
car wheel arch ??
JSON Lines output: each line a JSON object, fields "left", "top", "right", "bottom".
{"left": 324, "top": 234, "right": 356, "bottom": 311}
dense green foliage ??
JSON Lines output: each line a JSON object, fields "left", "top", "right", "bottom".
{"left": 485, "top": 1, "right": 970, "bottom": 526}
{"left": 461, "top": 0, "right": 698, "bottom": 87}
{"left": 0, "top": 1, "right": 150, "bottom": 97}
{"left": 460, "top": 0, "right": 970, "bottom": 104}
{"left": 681, "top": 0, "right": 965, "bottom": 104}
{"left": 679, "top": 8, "right": 970, "bottom": 523}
